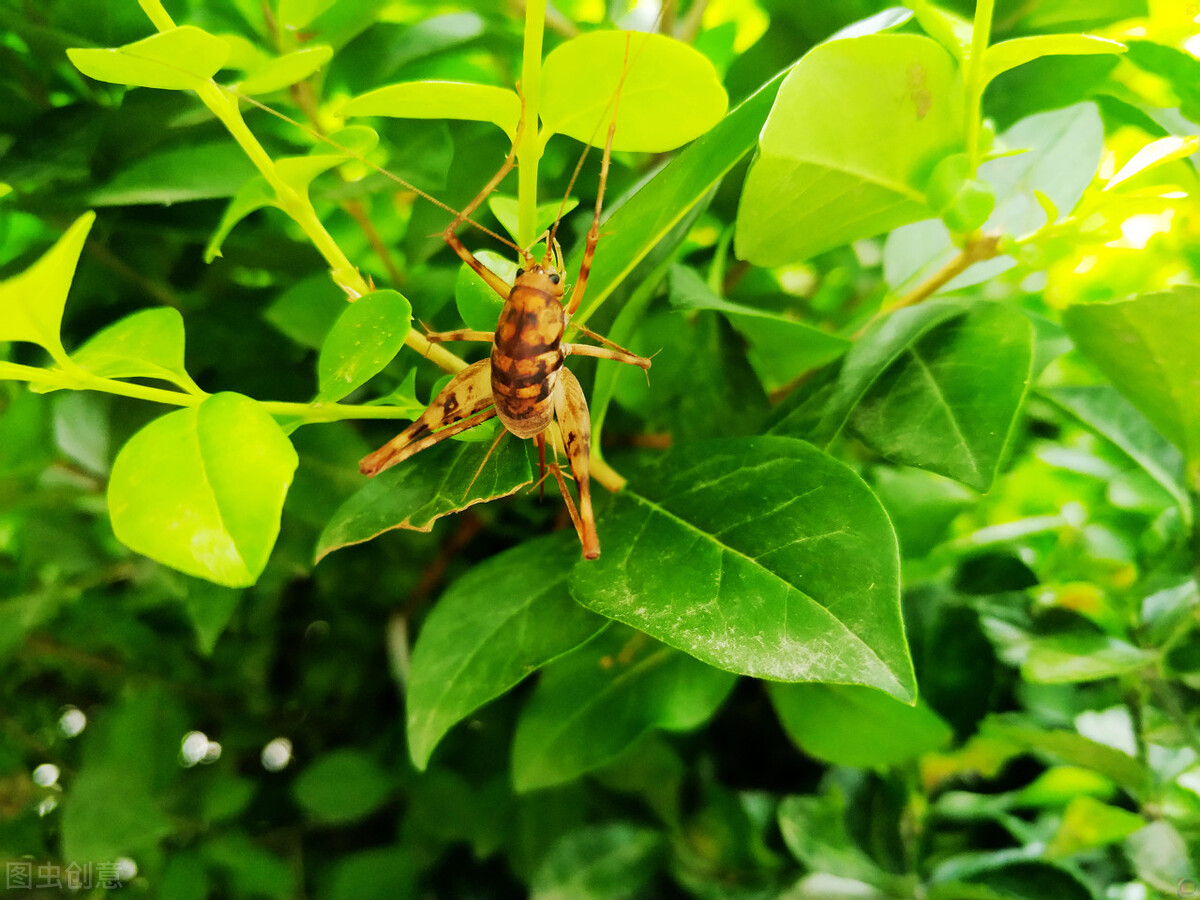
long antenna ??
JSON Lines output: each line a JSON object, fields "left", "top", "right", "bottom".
{"left": 224, "top": 86, "right": 524, "bottom": 254}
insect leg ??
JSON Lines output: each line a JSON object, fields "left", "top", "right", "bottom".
{"left": 552, "top": 368, "right": 600, "bottom": 559}
{"left": 460, "top": 426, "right": 509, "bottom": 500}
{"left": 359, "top": 359, "right": 494, "bottom": 476}
{"left": 424, "top": 329, "right": 496, "bottom": 344}
{"left": 564, "top": 341, "right": 650, "bottom": 370}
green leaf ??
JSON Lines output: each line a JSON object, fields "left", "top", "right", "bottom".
{"left": 777, "top": 791, "right": 900, "bottom": 888}
{"left": 343, "top": 81, "right": 521, "bottom": 139}
{"left": 68, "top": 26, "right": 230, "bottom": 90}
{"left": 1104, "top": 135, "right": 1200, "bottom": 191}
{"left": 1041, "top": 385, "right": 1189, "bottom": 518}
{"left": 181, "top": 578, "right": 242, "bottom": 656}
{"left": 88, "top": 142, "right": 259, "bottom": 206}
{"left": 455, "top": 250, "right": 515, "bottom": 331}
{"left": 62, "top": 764, "right": 172, "bottom": 862}
{"left": 735, "top": 34, "right": 963, "bottom": 267}
{"left": 929, "top": 853, "right": 1094, "bottom": 900}
{"left": 316, "top": 289, "right": 412, "bottom": 402}
{"left": 778, "top": 299, "right": 968, "bottom": 445}
{"left": 909, "top": 0, "right": 973, "bottom": 59}
{"left": 238, "top": 45, "right": 334, "bottom": 95}
{"left": 205, "top": 176, "right": 278, "bottom": 262}
{"left": 107, "top": 393, "right": 299, "bottom": 587}
{"left": 668, "top": 265, "right": 850, "bottom": 391}
{"left": 488, "top": 196, "right": 578, "bottom": 244}
{"left": 1125, "top": 821, "right": 1194, "bottom": 894}
{"left": 541, "top": 31, "right": 727, "bottom": 153}
{"left": 925, "top": 152, "right": 996, "bottom": 232}
{"left": 983, "top": 716, "right": 1149, "bottom": 793}
{"left": 569, "top": 67, "right": 786, "bottom": 327}
{"left": 324, "top": 847, "right": 415, "bottom": 900}
{"left": 849, "top": 302, "right": 1034, "bottom": 491}
{"left": 292, "top": 748, "right": 392, "bottom": 824}
{"left": 1063, "top": 287, "right": 1200, "bottom": 468}
{"left": 983, "top": 35, "right": 1126, "bottom": 84}
{"left": 769, "top": 683, "right": 952, "bottom": 766}
{"left": 0, "top": 211, "right": 94, "bottom": 359}
{"left": 72, "top": 307, "right": 198, "bottom": 392}
{"left": 264, "top": 273, "right": 348, "bottom": 349}
{"left": 531, "top": 823, "right": 663, "bottom": 900}
{"left": 203, "top": 833, "right": 294, "bottom": 899}
{"left": 511, "top": 626, "right": 737, "bottom": 792}
{"left": 315, "top": 436, "right": 532, "bottom": 561}
{"left": 1021, "top": 633, "right": 1153, "bottom": 684}
{"left": 407, "top": 533, "right": 607, "bottom": 770}
{"left": 1046, "top": 796, "right": 1144, "bottom": 857}
{"left": 276, "top": 126, "right": 380, "bottom": 194}
{"left": 570, "top": 437, "right": 914, "bottom": 700}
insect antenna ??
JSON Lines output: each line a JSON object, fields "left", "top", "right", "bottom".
{"left": 224, "top": 87, "right": 525, "bottom": 255}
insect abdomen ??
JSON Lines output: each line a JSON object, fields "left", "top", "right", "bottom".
{"left": 490, "top": 285, "right": 564, "bottom": 438}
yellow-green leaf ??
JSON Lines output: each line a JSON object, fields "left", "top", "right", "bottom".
{"left": 68, "top": 27, "right": 230, "bottom": 91}
{"left": 238, "top": 45, "right": 334, "bottom": 95}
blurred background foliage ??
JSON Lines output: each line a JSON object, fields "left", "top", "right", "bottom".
{"left": 1, "top": 0, "right": 1200, "bottom": 898}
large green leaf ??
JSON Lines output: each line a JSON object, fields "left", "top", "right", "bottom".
{"left": 0, "top": 211, "right": 94, "bottom": 360}
{"left": 849, "top": 302, "right": 1034, "bottom": 491}
{"left": 511, "top": 626, "right": 737, "bottom": 792}
{"left": 569, "top": 67, "right": 787, "bottom": 328}
{"left": 107, "top": 393, "right": 299, "bottom": 587}
{"left": 71, "top": 307, "right": 198, "bottom": 392}
{"left": 736, "top": 34, "right": 963, "bottom": 267}
{"left": 316, "top": 289, "right": 412, "bottom": 402}
{"left": 87, "top": 142, "right": 259, "bottom": 206}
{"left": 541, "top": 31, "right": 728, "bottom": 153}
{"left": 1063, "top": 287, "right": 1200, "bottom": 471}
{"left": 315, "top": 435, "right": 532, "bottom": 561}
{"left": 570, "top": 437, "right": 914, "bottom": 700}
{"left": 1042, "top": 384, "right": 1189, "bottom": 517}
{"left": 68, "top": 26, "right": 230, "bottom": 90}
{"left": 407, "top": 534, "right": 607, "bottom": 770}
{"left": 769, "top": 683, "right": 952, "bottom": 766}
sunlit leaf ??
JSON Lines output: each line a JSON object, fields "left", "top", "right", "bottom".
{"left": 238, "top": 45, "right": 334, "bottom": 95}
{"left": 541, "top": 31, "right": 728, "bottom": 153}
{"left": 0, "top": 211, "right": 94, "bottom": 360}
{"left": 984, "top": 34, "right": 1126, "bottom": 84}
{"left": 72, "top": 307, "right": 198, "bottom": 392}
{"left": 68, "top": 27, "right": 230, "bottom": 90}
{"left": 736, "top": 34, "right": 963, "bottom": 267}
{"left": 531, "top": 823, "right": 663, "bottom": 900}
{"left": 343, "top": 81, "right": 521, "bottom": 139}
{"left": 108, "top": 393, "right": 298, "bottom": 587}
{"left": 316, "top": 289, "right": 412, "bottom": 402}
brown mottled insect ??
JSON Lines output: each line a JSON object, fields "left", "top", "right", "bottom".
{"left": 358, "top": 46, "right": 650, "bottom": 559}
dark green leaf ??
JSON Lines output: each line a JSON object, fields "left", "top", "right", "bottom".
{"left": 512, "top": 626, "right": 736, "bottom": 792}
{"left": 315, "top": 435, "right": 532, "bottom": 560}
{"left": 571, "top": 437, "right": 914, "bottom": 699}
{"left": 292, "top": 749, "right": 393, "bottom": 824}
{"left": 407, "top": 533, "right": 607, "bottom": 769}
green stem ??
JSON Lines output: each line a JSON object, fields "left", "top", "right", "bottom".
{"left": 963, "top": 0, "right": 994, "bottom": 172}
{"left": 2, "top": 364, "right": 421, "bottom": 424}
{"left": 517, "top": 1, "right": 546, "bottom": 248}
{"left": 137, "top": 0, "right": 464, "bottom": 374}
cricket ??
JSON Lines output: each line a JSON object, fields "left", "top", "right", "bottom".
{"left": 348, "top": 36, "right": 651, "bottom": 559}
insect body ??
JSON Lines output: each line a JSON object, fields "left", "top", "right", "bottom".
{"left": 358, "top": 49, "right": 649, "bottom": 559}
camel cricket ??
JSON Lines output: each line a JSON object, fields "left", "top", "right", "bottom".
{"left": 358, "top": 40, "right": 650, "bottom": 560}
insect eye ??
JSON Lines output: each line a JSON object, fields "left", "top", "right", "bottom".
{"left": 515, "top": 267, "right": 525, "bottom": 277}
{"left": 549, "top": 273, "right": 561, "bottom": 284}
